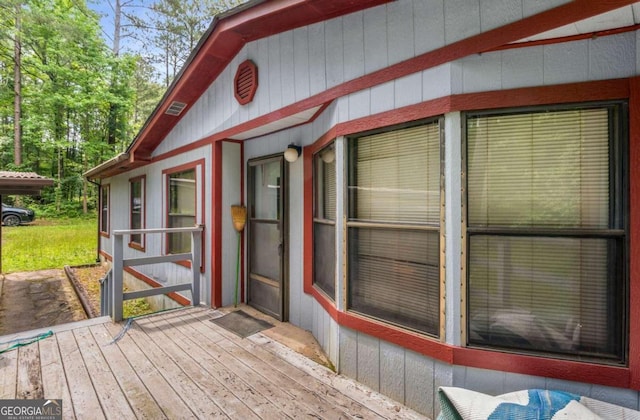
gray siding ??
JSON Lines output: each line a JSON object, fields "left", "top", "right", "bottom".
{"left": 99, "top": 1, "right": 640, "bottom": 417}
{"left": 153, "top": 0, "right": 571, "bottom": 157}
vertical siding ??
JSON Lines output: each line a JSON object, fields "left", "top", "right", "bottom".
{"left": 221, "top": 142, "right": 242, "bottom": 306}
{"left": 480, "top": 0, "right": 522, "bottom": 32}
{"left": 153, "top": 0, "right": 573, "bottom": 158}
{"left": 444, "top": 112, "right": 462, "bottom": 346}
{"left": 453, "top": 31, "right": 637, "bottom": 94}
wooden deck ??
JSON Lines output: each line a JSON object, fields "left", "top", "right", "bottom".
{"left": 0, "top": 307, "right": 427, "bottom": 419}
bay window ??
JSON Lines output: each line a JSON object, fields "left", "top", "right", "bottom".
{"left": 347, "top": 120, "right": 442, "bottom": 336}
{"left": 465, "top": 103, "right": 627, "bottom": 363}
{"left": 314, "top": 143, "right": 337, "bottom": 299}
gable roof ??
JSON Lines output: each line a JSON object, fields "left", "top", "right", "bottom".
{"left": 86, "top": 0, "right": 640, "bottom": 180}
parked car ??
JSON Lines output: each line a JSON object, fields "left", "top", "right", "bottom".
{"left": 2, "top": 203, "right": 35, "bottom": 226}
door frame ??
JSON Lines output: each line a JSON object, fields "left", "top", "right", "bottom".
{"left": 247, "top": 154, "right": 289, "bottom": 321}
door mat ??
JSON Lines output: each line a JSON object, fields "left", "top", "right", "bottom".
{"left": 210, "top": 310, "right": 274, "bottom": 338}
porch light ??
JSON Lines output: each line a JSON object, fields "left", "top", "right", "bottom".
{"left": 284, "top": 144, "right": 301, "bottom": 163}
{"left": 321, "top": 147, "right": 335, "bottom": 164}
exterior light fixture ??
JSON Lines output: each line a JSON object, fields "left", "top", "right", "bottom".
{"left": 284, "top": 144, "right": 301, "bottom": 163}
{"left": 321, "top": 148, "right": 335, "bottom": 164}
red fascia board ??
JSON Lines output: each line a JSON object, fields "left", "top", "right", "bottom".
{"left": 453, "top": 347, "right": 630, "bottom": 389}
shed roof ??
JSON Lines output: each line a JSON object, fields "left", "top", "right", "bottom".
{"left": 0, "top": 171, "right": 54, "bottom": 196}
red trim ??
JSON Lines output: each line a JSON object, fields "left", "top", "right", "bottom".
{"left": 240, "top": 143, "right": 245, "bottom": 304}
{"left": 123, "top": 266, "right": 191, "bottom": 306}
{"left": 629, "top": 76, "right": 640, "bottom": 389}
{"left": 211, "top": 142, "right": 223, "bottom": 307}
{"left": 302, "top": 78, "right": 637, "bottom": 390}
{"left": 234, "top": 60, "right": 259, "bottom": 105}
{"left": 453, "top": 347, "right": 629, "bottom": 388}
{"left": 128, "top": 175, "right": 146, "bottom": 251}
{"left": 98, "top": 251, "right": 190, "bottom": 306}
{"left": 487, "top": 23, "right": 640, "bottom": 53}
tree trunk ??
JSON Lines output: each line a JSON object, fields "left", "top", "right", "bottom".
{"left": 13, "top": 2, "right": 22, "bottom": 166}
{"left": 113, "top": 0, "right": 121, "bottom": 56}
{"left": 82, "top": 154, "right": 88, "bottom": 214}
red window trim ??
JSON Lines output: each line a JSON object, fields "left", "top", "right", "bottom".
{"left": 303, "top": 77, "right": 640, "bottom": 390}
{"left": 128, "top": 175, "right": 146, "bottom": 251}
{"left": 99, "top": 184, "right": 110, "bottom": 238}
{"left": 163, "top": 159, "right": 206, "bottom": 273}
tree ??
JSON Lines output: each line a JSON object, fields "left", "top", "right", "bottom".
{"left": 129, "top": 0, "right": 243, "bottom": 87}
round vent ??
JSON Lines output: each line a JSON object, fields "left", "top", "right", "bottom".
{"left": 234, "top": 60, "right": 258, "bottom": 105}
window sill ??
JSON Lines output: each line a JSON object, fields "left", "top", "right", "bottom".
{"left": 307, "top": 283, "right": 634, "bottom": 390}
{"left": 128, "top": 242, "right": 145, "bottom": 252}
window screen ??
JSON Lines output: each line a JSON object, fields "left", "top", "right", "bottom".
{"left": 130, "top": 177, "right": 144, "bottom": 246}
{"left": 347, "top": 121, "right": 442, "bottom": 336}
{"left": 167, "top": 169, "right": 196, "bottom": 254}
{"left": 466, "top": 104, "right": 626, "bottom": 363}
{"left": 100, "top": 186, "right": 109, "bottom": 234}
{"left": 314, "top": 144, "right": 336, "bottom": 299}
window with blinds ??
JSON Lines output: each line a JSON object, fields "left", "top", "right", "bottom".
{"left": 314, "top": 144, "right": 336, "bottom": 299}
{"left": 347, "top": 121, "right": 442, "bottom": 336}
{"left": 466, "top": 103, "right": 627, "bottom": 363}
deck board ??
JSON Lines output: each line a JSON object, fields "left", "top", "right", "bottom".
{"left": 184, "top": 308, "right": 369, "bottom": 419}
{"left": 146, "top": 312, "right": 290, "bottom": 420}
{"left": 88, "top": 324, "right": 167, "bottom": 420}
{"left": 16, "top": 345, "right": 42, "bottom": 399}
{"left": 0, "top": 346, "right": 18, "bottom": 399}
{"left": 102, "top": 322, "right": 195, "bottom": 419}
{"left": 56, "top": 329, "right": 105, "bottom": 420}
{"left": 39, "top": 335, "right": 76, "bottom": 420}
{"left": 0, "top": 307, "right": 428, "bottom": 420}
{"left": 73, "top": 327, "right": 137, "bottom": 420}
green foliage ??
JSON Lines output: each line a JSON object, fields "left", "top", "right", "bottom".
{"left": 123, "top": 297, "right": 154, "bottom": 318}
{"left": 1, "top": 218, "right": 98, "bottom": 272}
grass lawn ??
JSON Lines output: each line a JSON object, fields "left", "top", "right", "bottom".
{"left": 1, "top": 218, "right": 98, "bottom": 273}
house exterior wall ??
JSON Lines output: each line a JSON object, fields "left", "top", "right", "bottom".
{"left": 100, "top": 146, "right": 213, "bottom": 306}
{"left": 97, "top": 1, "right": 640, "bottom": 417}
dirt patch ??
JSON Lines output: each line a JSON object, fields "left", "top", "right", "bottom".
{"left": 0, "top": 269, "right": 87, "bottom": 336}
{"left": 67, "top": 264, "right": 107, "bottom": 318}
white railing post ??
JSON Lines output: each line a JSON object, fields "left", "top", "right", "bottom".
{"left": 191, "top": 228, "right": 202, "bottom": 307}
{"left": 112, "top": 234, "right": 124, "bottom": 321}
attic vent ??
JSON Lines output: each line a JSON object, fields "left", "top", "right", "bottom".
{"left": 165, "top": 101, "right": 187, "bottom": 116}
{"left": 234, "top": 60, "right": 258, "bottom": 105}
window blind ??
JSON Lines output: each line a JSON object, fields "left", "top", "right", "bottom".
{"left": 348, "top": 121, "right": 441, "bottom": 335}
{"left": 314, "top": 145, "right": 336, "bottom": 299}
{"left": 467, "top": 109, "right": 610, "bottom": 228}
{"left": 349, "top": 124, "right": 440, "bottom": 224}
{"left": 466, "top": 106, "right": 625, "bottom": 362}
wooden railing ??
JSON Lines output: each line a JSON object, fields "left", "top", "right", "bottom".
{"left": 101, "top": 226, "right": 203, "bottom": 321}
